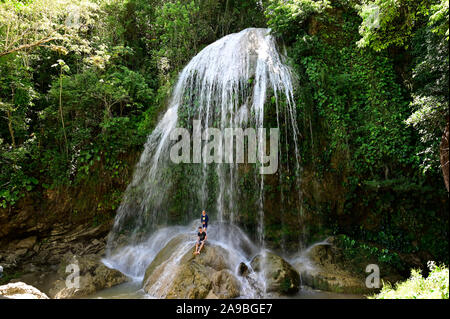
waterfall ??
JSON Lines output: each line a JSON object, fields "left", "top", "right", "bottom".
{"left": 104, "top": 28, "right": 301, "bottom": 292}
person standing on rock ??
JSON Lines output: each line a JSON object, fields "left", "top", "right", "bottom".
{"left": 201, "top": 210, "right": 209, "bottom": 233}
{"left": 194, "top": 226, "right": 207, "bottom": 255}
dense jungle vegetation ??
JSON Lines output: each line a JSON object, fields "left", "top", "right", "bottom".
{"left": 1, "top": 0, "right": 448, "bottom": 277}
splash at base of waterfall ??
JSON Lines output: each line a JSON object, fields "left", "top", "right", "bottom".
{"left": 97, "top": 225, "right": 363, "bottom": 299}
{"left": 103, "top": 221, "right": 269, "bottom": 298}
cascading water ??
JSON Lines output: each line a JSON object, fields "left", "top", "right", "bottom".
{"left": 104, "top": 28, "right": 302, "bottom": 297}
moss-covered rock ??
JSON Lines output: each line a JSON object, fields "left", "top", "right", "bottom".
{"left": 250, "top": 251, "right": 300, "bottom": 295}
{"left": 293, "top": 238, "right": 376, "bottom": 294}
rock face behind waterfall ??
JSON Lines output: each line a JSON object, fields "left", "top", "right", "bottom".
{"left": 250, "top": 252, "right": 300, "bottom": 295}
{"left": 143, "top": 235, "right": 240, "bottom": 298}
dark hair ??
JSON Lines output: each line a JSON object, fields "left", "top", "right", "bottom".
{"left": 198, "top": 226, "right": 202, "bottom": 229}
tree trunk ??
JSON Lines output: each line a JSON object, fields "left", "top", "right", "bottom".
{"left": 59, "top": 67, "right": 68, "bottom": 156}
{"left": 440, "top": 116, "right": 449, "bottom": 192}
{"left": 8, "top": 87, "right": 16, "bottom": 148}
{"left": 6, "top": 109, "right": 16, "bottom": 148}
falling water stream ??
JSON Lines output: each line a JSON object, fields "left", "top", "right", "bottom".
{"left": 102, "top": 28, "right": 305, "bottom": 298}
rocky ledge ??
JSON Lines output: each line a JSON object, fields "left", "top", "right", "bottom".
{"left": 0, "top": 221, "right": 128, "bottom": 298}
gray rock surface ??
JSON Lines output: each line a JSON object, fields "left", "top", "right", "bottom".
{"left": 0, "top": 282, "right": 49, "bottom": 299}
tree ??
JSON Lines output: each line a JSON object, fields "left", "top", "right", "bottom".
{"left": 441, "top": 119, "right": 449, "bottom": 191}
{"left": 51, "top": 59, "right": 70, "bottom": 156}
{"left": 356, "top": 0, "right": 434, "bottom": 51}
{"left": 0, "top": 0, "right": 103, "bottom": 57}
{"left": 357, "top": 0, "right": 449, "bottom": 188}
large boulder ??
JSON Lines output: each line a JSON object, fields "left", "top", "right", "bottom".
{"left": 143, "top": 235, "right": 240, "bottom": 299}
{"left": 293, "top": 238, "right": 376, "bottom": 294}
{"left": 49, "top": 254, "right": 128, "bottom": 298}
{"left": 0, "top": 282, "right": 49, "bottom": 299}
{"left": 250, "top": 252, "right": 300, "bottom": 295}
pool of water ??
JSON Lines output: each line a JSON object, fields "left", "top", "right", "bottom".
{"left": 87, "top": 280, "right": 364, "bottom": 299}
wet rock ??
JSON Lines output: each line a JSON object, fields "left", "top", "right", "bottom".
{"left": 209, "top": 270, "right": 241, "bottom": 298}
{"left": 250, "top": 252, "right": 300, "bottom": 295}
{"left": 142, "top": 234, "right": 189, "bottom": 282}
{"left": 49, "top": 254, "right": 128, "bottom": 298}
{"left": 0, "top": 282, "right": 49, "bottom": 299}
{"left": 143, "top": 235, "right": 240, "bottom": 299}
{"left": 293, "top": 238, "right": 374, "bottom": 294}
{"left": 238, "top": 262, "right": 249, "bottom": 276}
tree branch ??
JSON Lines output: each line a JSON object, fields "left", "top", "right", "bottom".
{"left": 0, "top": 36, "right": 57, "bottom": 57}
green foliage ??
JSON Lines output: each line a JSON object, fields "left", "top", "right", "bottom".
{"left": 354, "top": 0, "right": 449, "bottom": 175}
{"left": 39, "top": 65, "right": 153, "bottom": 184}
{"left": 356, "top": 0, "right": 428, "bottom": 51}
{"left": 0, "top": 138, "right": 38, "bottom": 207}
{"left": 405, "top": 21, "right": 449, "bottom": 173}
{"left": 0, "top": 0, "right": 267, "bottom": 213}
{"left": 338, "top": 234, "right": 405, "bottom": 272}
{"left": 0, "top": 0, "right": 448, "bottom": 270}
{"left": 265, "top": 0, "right": 331, "bottom": 39}
{"left": 356, "top": 0, "right": 448, "bottom": 51}
{"left": 371, "top": 261, "right": 449, "bottom": 299}
{"left": 428, "top": 0, "right": 449, "bottom": 38}
{"left": 0, "top": 0, "right": 102, "bottom": 57}
{"left": 152, "top": 1, "right": 201, "bottom": 72}
{"left": 0, "top": 0, "right": 157, "bottom": 206}
{"left": 292, "top": 9, "right": 416, "bottom": 180}
{"left": 283, "top": 2, "right": 448, "bottom": 263}
{"left": 135, "top": 0, "right": 266, "bottom": 75}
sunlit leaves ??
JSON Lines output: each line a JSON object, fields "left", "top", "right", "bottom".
{"left": 265, "top": 0, "right": 331, "bottom": 39}
{"left": 0, "top": 0, "right": 101, "bottom": 57}
{"left": 356, "top": 0, "right": 447, "bottom": 51}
